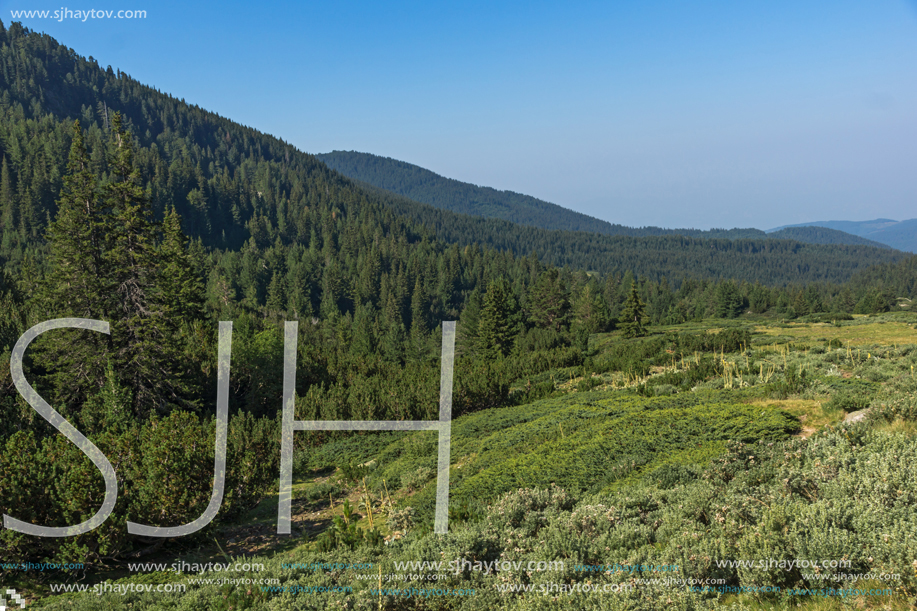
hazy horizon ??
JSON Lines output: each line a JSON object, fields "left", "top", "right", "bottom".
{"left": 319, "top": 149, "right": 917, "bottom": 231}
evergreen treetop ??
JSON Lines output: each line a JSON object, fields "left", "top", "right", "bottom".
{"left": 619, "top": 281, "right": 648, "bottom": 339}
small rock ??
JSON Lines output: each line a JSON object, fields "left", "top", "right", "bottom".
{"left": 843, "top": 409, "right": 870, "bottom": 424}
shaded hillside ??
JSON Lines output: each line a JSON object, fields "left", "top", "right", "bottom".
{"left": 770, "top": 219, "right": 917, "bottom": 253}
{"left": 317, "top": 150, "right": 644, "bottom": 235}
{"left": 768, "top": 226, "right": 892, "bottom": 249}
{"left": 366, "top": 182, "right": 907, "bottom": 284}
{"left": 317, "top": 151, "right": 892, "bottom": 252}
{"left": 317, "top": 151, "right": 788, "bottom": 240}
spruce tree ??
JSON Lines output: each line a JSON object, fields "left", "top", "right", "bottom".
{"left": 381, "top": 320, "right": 406, "bottom": 364}
{"left": 42, "top": 121, "right": 107, "bottom": 317}
{"left": 156, "top": 204, "right": 208, "bottom": 410}
{"left": 527, "top": 269, "right": 571, "bottom": 332}
{"left": 619, "top": 281, "right": 648, "bottom": 339}
{"left": 715, "top": 281, "right": 743, "bottom": 319}
{"left": 792, "top": 289, "right": 808, "bottom": 317}
{"left": 320, "top": 261, "right": 342, "bottom": 320}
{"left": 476, "top": 281, "right": 513, "bottom": 360}
{"left": 159, "top": 205, "right": 205, "bottom": 323}
{"left": 409, "top": 277, "right": 427, "bottom": 334}
{"left": 265, "top": 270, "right": 286, "bottom": 314}
{"left": 350, "top": 302, "right": 377, "bottom": 357}
{"left": 99, "top": 113, "right": 196, "bottom": 417}
{"left": 38, "top": 121, "right": 112, "bottom": 414}
{"left": 575, "top": 283, "right": 610, "bottom": 333}
{"left": 804, "top": 285, "right": 824, "bottom": 314}
{"left": 0, "top": 156, "right": 14, "bottom": 244}
{"left": 457, "top": 286, "right": 482, "bottom": 354}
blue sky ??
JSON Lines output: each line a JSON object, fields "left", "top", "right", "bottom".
{"left": 6, "top": 0, "right": 917, "bottom": 229}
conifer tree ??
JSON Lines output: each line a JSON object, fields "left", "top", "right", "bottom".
{"left": 527, "top": 269, "right": 570, "bottom": 332}
{"left": 476, "top": 281, "right": 513, "bottom": 360}
{"left": 381, "top": 320, "right": 406, "bottom": 364}
{"left": 575, "top": 283, "right": 610, "bottom": 333}
{"left": 350, "top": 302, "right": 377, "bottom": 357}
{"left": 619, "top": 281, "right": 648, "bottom": 339}
{"left": 715, "top": 281, "right": 743, "bottom": 319}
{"left": 0, "top": 156, "right": 14, "bottom": 241}
{"left": 38, "top": 121, "right": 111, "bottom": 413}
{"left": 71, "top": 113, "right": 200, "bottom": 417}
{"left": 804, "top": 285, "right": 824, "bottom": 314}
{"left": 457, "top": 286, "right": 482, "bottom": 354}
{"left": 748, "top": 283, "right": 769, "bottom": 314}
{"left": 410, "top": 276, "right": 427, "bottom": 333}
{"left": 156, "top": 204, "right": 208, "bottom": 410}
{"left": 102, "top": 113, "right": 172, "bottom": 416}
{"left": 320, "top": 261, "right": 342, "bottom": 320}
{"left": 42, "top": 122, "right": 107, "bottom": 317}
{"left": 159, "top": 205, "right": 205, "bottom": 323}
{"left": 265, "top": 270, "right": 286, "bottom": 314}
{"left": 792, "top": 289, "right": 808, "bottom": 317}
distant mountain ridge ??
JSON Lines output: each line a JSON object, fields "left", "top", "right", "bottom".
{"left": 317, "top": 150, "right": 765, "bottom": 239}
{"left": 318, "top": 151, "right": 892, "bottom": 250}
{"left": 765, "top": 226, "right": 891, "bottom": 250}
{"left": 768, "top": 219, "right": 917, "bottom": 253}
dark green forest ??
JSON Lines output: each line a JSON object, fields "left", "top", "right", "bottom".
{"left": 766, "top": 225, "right": 890, "bottom": 249}
{"left": 1, "top": 18, "right": 917, "bottom": 570}
{"left": 771, "top": 218, "right": 917, "bottom": 253}
{"left": 319, "top": 150, "right": 892, "bottom": 250}
{"left": 317, "top": 150, "right": 670, "bottom": 236}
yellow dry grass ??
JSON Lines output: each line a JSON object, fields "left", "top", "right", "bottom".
{"left": 874, "top": 419, "right": 917, "bottom": 436}
{"left": 755, "top": 320, "right": 917, "bottom": 347}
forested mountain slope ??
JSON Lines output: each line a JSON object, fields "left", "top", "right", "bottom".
{"left": 318, "top": 150, "right": 891, "bottom": 250}
{"left": 767, "top": 226, "right": 891, "bottom": 249}
{"left": 372, "top": 182, "right": 905, "bottom": 284}
{"left": 770, "top": 218, "right": 917, "bottom": 253}
{"left": 318, "top": 150, "right": 677, "bottom": 236}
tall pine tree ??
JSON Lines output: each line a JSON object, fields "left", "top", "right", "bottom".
{"left": 159, "top": 205, "right": 206, "bottom": 323}
{"left": 38, "top": 121, "right": 112, "bottom": 414}
{"left": 0, "top": 156, "right": 15, "bottom": 249}
{"left": 476, "top": 280, "right": 513, "bottom": 360}
{"left": 102, "top": 112, "right": 174, "bottom": 416}
{"left": 527, "top": 269, "right": 571, "bottom": 332}
{"left": 619, "top": 281, "right": 648, "bottom": 339}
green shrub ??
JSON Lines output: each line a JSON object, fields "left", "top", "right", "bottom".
{"left": 644, "top": 463, "right": 700, "bottom": 488}
{"left": 827, "top": 388, "right": 873, "bottom": 413}
{"left": 400, "top": 466, "right": 433, "bottom": 492}
{"left": 315, "top": 500, "right": 383, "bottom": 551}
{"left": 301, "top": 481, "right": 345, "bottom": 504}
{"left": 651, "top": 384, "right": 677, "bottom": 396}
{"left": 576, "top": 375, "right": 603, "bottom": 392}
{"left": 873, "top": 374, "right": 917, "bottom": 422}
{"left": 0, "top": 410, "right": 279, "bottom": 566}
{"left": 764, "top": 364, "right": 809, "bottom": 398}
{"left": 339, "top": 459, "right": 372, "bottom": 485}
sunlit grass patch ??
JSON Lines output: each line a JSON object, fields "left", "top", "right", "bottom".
{"left": 724, "top": 591, "right": 911, "bottom": 611}
{"left": 874, "top": 418, "right": 917, "bottom": 436}
{"left": 754, "top": 320, "right": 917, "bottom": 347}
